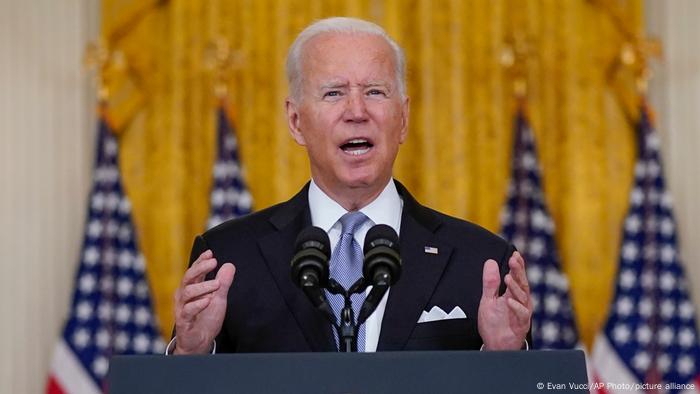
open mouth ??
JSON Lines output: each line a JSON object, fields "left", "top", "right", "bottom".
{"left": 340, "top": 138, "right": 374, "bottom": 156}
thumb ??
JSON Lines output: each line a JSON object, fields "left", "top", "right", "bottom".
{"left": 214, "top": 263, "right": 236, "bottom": 299}
{"left": 481, "top": 259, "right": 501, "bottom": 300}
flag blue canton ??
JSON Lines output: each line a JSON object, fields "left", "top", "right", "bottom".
{"left": 601, "top": 106, "right": 700, "bottom": 389}
{"left": 207, "top": 107, "right": 252, "bottom": 229}
{"left": 60, "top": 117, "right": 164, "bottom": 387}
{"left": 500, "top": 110, "right": 579, "bottom": 350}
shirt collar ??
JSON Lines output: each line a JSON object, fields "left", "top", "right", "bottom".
{"left": 308, "top": 178, "right": 402, "bottom": 235}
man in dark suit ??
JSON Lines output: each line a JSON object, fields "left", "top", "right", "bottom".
{"left": 170, "top": 17, "right": 532, "bottom": 355}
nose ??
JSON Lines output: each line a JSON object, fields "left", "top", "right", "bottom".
{"left": 344, "top": 91, "right": 368, "bottom": 123}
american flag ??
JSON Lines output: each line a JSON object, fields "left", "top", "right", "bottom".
{"left": 46, "top": 112, "right": 165, "bottom": 394}
{"left": 499, "top": 108, "right": 580, "bottom": 350}
{"left": 206, "top": 105, "right": 252, "bottom": 229}
{"left": 591, "top": 104, "right": 700, "bottom": 393}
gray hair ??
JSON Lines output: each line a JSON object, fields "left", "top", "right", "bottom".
{"left": 285, "top": 17, "right": 406, "bottom": 101}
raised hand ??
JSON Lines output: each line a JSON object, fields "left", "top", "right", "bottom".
{"left": 477, "top": 251, "right": 532, "bottom": 350}
{"left": 173, "top": 250, "right": 235, "bottom": 354}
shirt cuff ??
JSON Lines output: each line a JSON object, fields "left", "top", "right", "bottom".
{"left": 165, "top": 336, "right": 217, "bottom": 355}
{"left": 480, "top": 339, "right": 529, "bottom": 351}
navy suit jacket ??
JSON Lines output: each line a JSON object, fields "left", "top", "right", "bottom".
{"left": 188, "top": 180, "right": 516, "bottom": 352}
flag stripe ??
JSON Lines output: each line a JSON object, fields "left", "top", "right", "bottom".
{"left": 47, "top": 340, "right": 100, "bottom": 394}
{"left": 592, "top": 334, "right": 644, "bottom": 393}
{"left": 46, "top": 377, "right": 65, "bottom": 394}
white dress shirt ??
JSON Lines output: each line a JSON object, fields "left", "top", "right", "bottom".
{"left": 308, "top": 178, "right": 403, "bottom": 352}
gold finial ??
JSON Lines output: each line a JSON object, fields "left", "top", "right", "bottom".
{"left": 500, "top": 45, "right": 515, "bottom": 68}
{"left": 618, "top": 37, "right": 662, "bottom": 94}
{"left": 501, "top": 32, "right": 535, "bottom": 100}
{"left": 620, "top": 42, "right": 636, "bottom": 66}
{"left": 589, "top": 0, "right": 663, "bottom": 95}
{"left": 83, "top": 39, "right": 125, "bottom": 102}
{"left": 204, "top": 36, "right": 245, "bottom": 99}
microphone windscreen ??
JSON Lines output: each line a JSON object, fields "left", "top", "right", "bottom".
{"left": 294, "top": 226, "right": 331, "bottom": 256}
{"left": 363, "top": 224, "right": 399, "bottom": 252}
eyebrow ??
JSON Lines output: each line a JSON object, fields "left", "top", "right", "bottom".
{"left": 319, "top": 80, "right": 348, "bottom": 90}
{"left": 319, "top": 81, "right": 390, "bottom": 89}
{"left": 364, "top": 81, "right": 389, "bottom": 87}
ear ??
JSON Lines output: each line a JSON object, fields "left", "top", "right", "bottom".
{"left": 285, "top": 98, "right": 306, "bottom": 146}
{"left": 399, "top": 96, "right": 410, "bottom": 144}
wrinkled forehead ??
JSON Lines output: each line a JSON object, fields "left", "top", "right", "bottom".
{"left": 299, "top": 32, "right": 398, "bottom": 81}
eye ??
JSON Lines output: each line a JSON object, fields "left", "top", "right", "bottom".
{"left": 323, "top": 90, "right": 342, "bottom": 98}
{"left": 367, "top": 89, "right": 387, "bottom": 97}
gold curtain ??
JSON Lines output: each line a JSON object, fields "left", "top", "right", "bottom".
{"left": 101, "top": 0, "right": 642, "bottom": 347}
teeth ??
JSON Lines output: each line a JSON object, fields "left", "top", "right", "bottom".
{"left": 347, "top": 147, "right": 371, "bottom": 155}
{"left": 347, "top": 138, "right": 368, "bottom": 144}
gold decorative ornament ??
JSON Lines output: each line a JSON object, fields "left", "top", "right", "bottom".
{"left": 83, "top": 39, "right": 126, "bottom": 102}
{"left": 204, "top": 36, "right": 246, "bottom": 99}
{"left": 500, "top": 32, "right": 536, "bottom": 100}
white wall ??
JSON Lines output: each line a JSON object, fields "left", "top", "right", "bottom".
{"left": 646, "top": 0, "right": 700, "bottom": 310}
{"left": 0, "top": 1, "right": 99, "bottom": 393}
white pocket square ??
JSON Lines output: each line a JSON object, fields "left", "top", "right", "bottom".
{"left": 417, "top": 306, "right": 467, "bottom": 323}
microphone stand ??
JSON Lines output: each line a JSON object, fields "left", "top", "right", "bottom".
{"left": 326, "top": 278, "right": 367, "bottom": 352}
{"left": 318, "top": 276, "right": 390, "bottom": 352}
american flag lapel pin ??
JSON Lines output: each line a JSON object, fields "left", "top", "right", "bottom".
{"left": 424, "top": 246, "right": 438, "bottom": 255}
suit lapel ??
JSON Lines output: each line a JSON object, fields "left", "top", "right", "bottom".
{"left": 377, "top": 181, "right": 453, "bottom": 351}
{"left": 257, "top": 184, "right": 336, "bottom": 352}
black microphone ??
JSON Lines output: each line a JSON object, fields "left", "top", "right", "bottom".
{"left": 290, "top": 226, "right": 335, "bottom": 323}
{"left": 358, "top": 224, "right": 401, "bottom": 324}
{"left": 363, "top": 224, "right": 401, "bottom": 286}
{"left": 291, "top": 226, "right": 331, "bottom": 288}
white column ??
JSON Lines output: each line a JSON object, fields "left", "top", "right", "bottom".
{"left": 646, "top": 0, "right": 700, "bottom": 309}
{"left": 0, "top": 1, "right": 99, "bottom": 393}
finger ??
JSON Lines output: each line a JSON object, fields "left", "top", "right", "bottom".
{"left": 507, "top": 297, "right": 532, "bottom": 326}
{"left": 196, "top": 249, "right": 213, "bottom": 262}
{"left": 504, "top": 274, "right": 529, "bottom": 305}
{"left": 182, "top": 249, "right": 213, "bottom": 280}
{"left": 181, "top": 280, "right": 221, "bottom": 303}
{"left": 508, "top": 252, "right": 529, "bottom": 292}
{"left": 213, "top": 263, "right": 236, "bottom": 302}
{"left": 182, "top": 257, "right": 218, "bottom": 285}
{"left": 180, "top": 297, "right": 212, "bottom": 321}
{"left": 190, "top": 250, "right": 213, "bottom": 272}
{"left": 481, "top": 259, "right": 501, "bottom": 299}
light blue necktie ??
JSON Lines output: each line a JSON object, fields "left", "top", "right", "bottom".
{"left": 327, "top": 211, "right": 368, "bottom": 351}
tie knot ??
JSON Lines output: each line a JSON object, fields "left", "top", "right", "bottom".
{"left": 339, "top": 211, "right": 368, "bottom": 235}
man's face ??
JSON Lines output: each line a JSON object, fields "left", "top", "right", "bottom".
{"left": 286, "top": 32, "right": 409, "bottom": 197}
